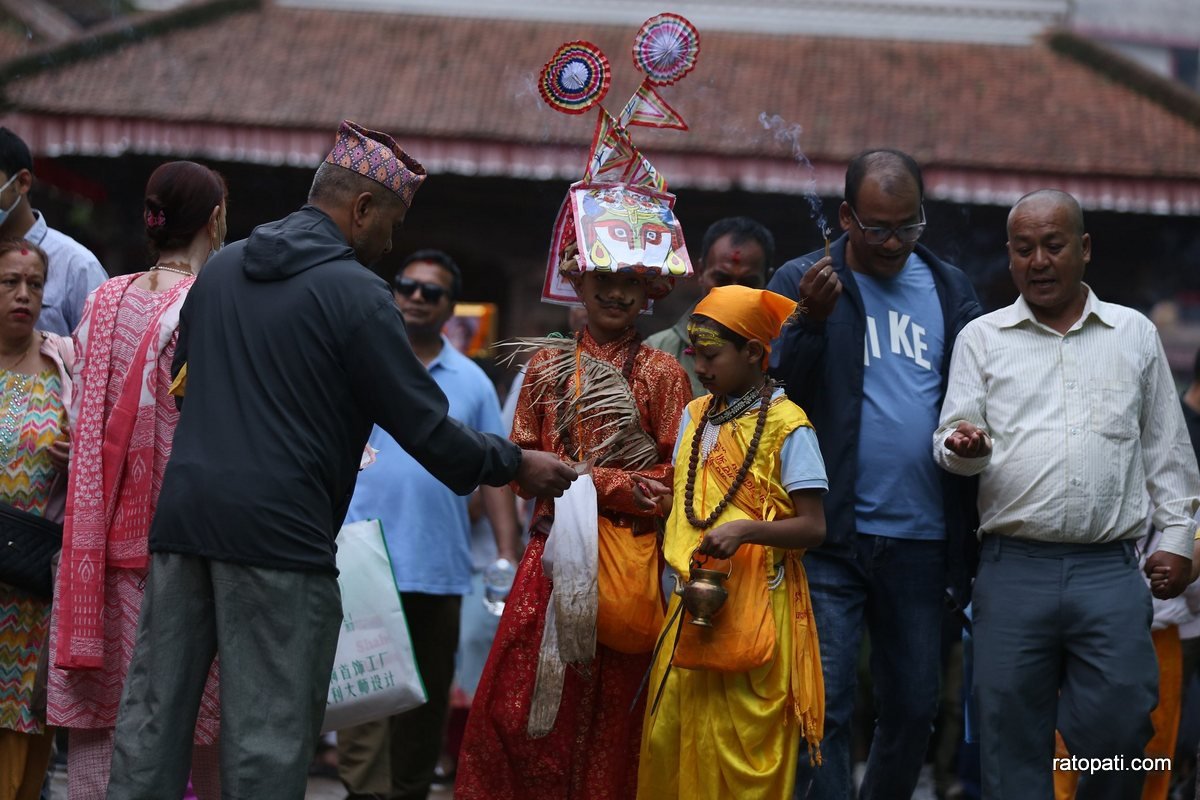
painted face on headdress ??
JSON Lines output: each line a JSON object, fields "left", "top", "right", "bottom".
{"left": 536, "top": 14, "right": 702, "bottom": 307}
{"left": 574, "top": 186, "right": 689, "bottom": 276}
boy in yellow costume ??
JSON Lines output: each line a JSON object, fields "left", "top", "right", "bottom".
{"left": 636, "top": 285, "right": 828, "bottom": 800}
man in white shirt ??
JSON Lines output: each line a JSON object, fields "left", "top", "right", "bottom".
{"left": 934, "top": 189, "right": 1200, "bottom": 799}
{"left": 0, "top": 127, "right": 106, "bottom": 335}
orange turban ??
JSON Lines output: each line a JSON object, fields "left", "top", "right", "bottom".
{"left": 693, "top": 285, "right": 797, "bottom": 364}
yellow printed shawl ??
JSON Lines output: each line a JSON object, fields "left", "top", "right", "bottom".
{"left": 638, "top": 393, "right": 824, "bottom": 800}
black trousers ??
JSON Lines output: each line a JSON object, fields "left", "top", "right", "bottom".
{"left": 337, "top": 592, "right": 462, "bottom": 800}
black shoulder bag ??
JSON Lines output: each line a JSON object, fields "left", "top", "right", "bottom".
{"left": 0, "top": 503, "right": 62, "bottom": 599}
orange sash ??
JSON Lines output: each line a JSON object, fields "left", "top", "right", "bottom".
{"left": 671, "top": 544, "right": 776, "bottom": 671}
{"left": 596, "top": 518, "right": 664, "bottom": 653}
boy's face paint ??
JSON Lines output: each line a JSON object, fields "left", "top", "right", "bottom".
{"left": 688, "top": 323, "right": 764, "bottom": 398}
{"left": 686, "top": 322, "right": 728, "bottom": 350}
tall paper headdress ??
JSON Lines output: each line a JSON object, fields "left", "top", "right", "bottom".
{"left": 538, "top": 14, "right": 701, "bottom": 306}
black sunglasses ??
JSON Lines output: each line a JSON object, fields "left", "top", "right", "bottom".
{"left": 394, "top": 277, "right": 447, "bottom": 304}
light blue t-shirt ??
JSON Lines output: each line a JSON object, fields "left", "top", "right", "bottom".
{"left": 346, "top": 336, "right": 505, "bottom": 594}
{"left": 673, "top": 389, "right": 828, "bottom": 494}
{"left": 854, "top": 253, "right": 945, "bottom": 539}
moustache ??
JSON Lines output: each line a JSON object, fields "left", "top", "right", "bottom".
{"left": 595, "top": 296, "right": 635, "bottom": 310}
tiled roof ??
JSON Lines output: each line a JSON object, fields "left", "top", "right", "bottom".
{"left": 3, "top": 3, "right": 1199, "bottom": 181}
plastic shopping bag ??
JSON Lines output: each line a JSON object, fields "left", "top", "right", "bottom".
{"left": 527, "top": 474, "right": 598, "bottom": 737}
{"left": 322, "top": 519, "right": 426, "bottom": 733}
{"left": 541, "top": 473, "right": 599, "bottom": 663}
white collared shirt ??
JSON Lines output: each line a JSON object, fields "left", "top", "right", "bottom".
{"left": 934, "top": 285, "right": 1200, "bottom": 558}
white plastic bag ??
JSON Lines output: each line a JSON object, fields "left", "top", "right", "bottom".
{"left": 322, "top": 519, "right": 426, "bottom": 733}
{"left": 527, "top": 474, "right": 598, "bottom": 736}
{"left": 542, "top": 474, "right": 599, "bottom": 662}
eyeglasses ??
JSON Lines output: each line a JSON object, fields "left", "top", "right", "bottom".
{"left": 848, "top": 205, "right": 927, "bottom": 245}
{"left": 394, "top": 277, "right": 447, "bottom": 304}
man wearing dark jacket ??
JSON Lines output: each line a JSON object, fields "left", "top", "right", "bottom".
{"left": 107, "top": 121, "right": 575, "bottom": 799}
{"left": 767, "top": 149, "right": 981, "bottom": 800}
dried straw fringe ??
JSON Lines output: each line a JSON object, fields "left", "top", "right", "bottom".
{"left": 497, "top": 337, "right": 658, "bottom": 469}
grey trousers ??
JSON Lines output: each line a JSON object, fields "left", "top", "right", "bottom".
{"left": 107, "top": 552, "right": 342, "bottom": 800}
{"left": 973, "top": 535, "right": 1157, "bottom": 800}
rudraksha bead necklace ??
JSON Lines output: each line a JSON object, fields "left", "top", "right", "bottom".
{"left": 684, "top": 380, "right": 773, "bottom": 530}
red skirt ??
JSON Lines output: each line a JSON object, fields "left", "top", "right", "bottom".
{"left": 455, "top": 532, "right": 650, "bottom": 800}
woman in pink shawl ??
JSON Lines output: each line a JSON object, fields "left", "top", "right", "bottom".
{"left": 47, "top": 161, "right": 227, "bottom": 799}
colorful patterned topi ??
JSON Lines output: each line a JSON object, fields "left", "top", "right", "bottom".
{"left": 324, "top": 119, "right": 427, "bottom": 208}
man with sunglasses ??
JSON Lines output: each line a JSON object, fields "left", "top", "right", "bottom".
{"left": 768, "top": 149, "right": 981, "bottom": 800}
{"left": 336, "top": 249, "right": 521, "bottom": 800}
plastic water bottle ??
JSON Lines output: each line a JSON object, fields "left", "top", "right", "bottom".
{"left": 483, "top": 558, "right": 516, "bottom": 616}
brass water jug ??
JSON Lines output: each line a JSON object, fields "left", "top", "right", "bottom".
{"left": 672, "top": 550, "right": 732, "bottom": 628}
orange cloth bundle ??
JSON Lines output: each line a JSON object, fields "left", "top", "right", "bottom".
{"left": 671, "top": 545, "right": 775, "bottom": 672}
{"left": 596, "top": 518, "right": 664, "bottom": 654}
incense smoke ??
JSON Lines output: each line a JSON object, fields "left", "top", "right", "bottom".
{"left": 758, "top": 112, "right": 830, "bottom": 239}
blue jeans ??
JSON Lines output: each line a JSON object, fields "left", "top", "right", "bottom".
{"left": 794, "top": 535, "right": 945, "bottom": 800}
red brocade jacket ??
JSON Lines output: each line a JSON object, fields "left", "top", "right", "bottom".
{"left": 511, "top": 327, "right": 690, "bottom": 526}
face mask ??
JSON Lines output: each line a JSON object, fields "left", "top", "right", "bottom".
{"left": 0, "top": 173, "right": 23, "bottom": 226}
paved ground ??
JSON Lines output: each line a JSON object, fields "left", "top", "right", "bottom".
{"left": 305, "top": 766, "right": 940, "bottom": 799}
{"left": 47, "top": 760, "right": 937, "bottom": 799}
{"left": 47, "top": 767, "right": 454, "bottom": 800}
{"left": 304, "top": 776, "right": 453, "bottom": 799}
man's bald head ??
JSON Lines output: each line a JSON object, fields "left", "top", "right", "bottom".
{"left": 1008, "top": 189, "right": 1085, "bottom": 237}
{"left": 1006, "top": 188, "right": 1091, "bottom": 331}
{"left": 844, "top": 149, "right": 924, "bottom": 209}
